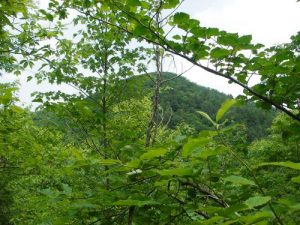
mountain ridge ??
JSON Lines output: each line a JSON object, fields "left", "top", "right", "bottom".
{"left": 124, "top": 72, "right": 275, "bottom": 140}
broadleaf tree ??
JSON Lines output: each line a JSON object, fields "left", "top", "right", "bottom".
{"left": 1, "top": 0, "right": 300, "bottom": 224}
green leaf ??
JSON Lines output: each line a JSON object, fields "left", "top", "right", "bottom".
{"left": 219, "top": 204, "right": 248, "bottom": 216}
{"left": 198, "top": 146, "right": 228, "bottom": 159}
{"left": 245, "top": 196, "right": 271, "bottom": 208}
{"left": 157, "top": 168, "right": 193, "bottom": 177}
{"left": 164, "top": 0, "right": 180, "bottom": 9}
{"left": 113, "top": 199, "right": 157, "bottom": 207}
{"left": 127, "top": 0, "right": 141, "bottom": 6}
{"left": 278, "top": 198, "right": 300, "bottom": 212}
{"left": 133, "top": 23, "right": 149, "bottom": 36}
{"left": 72, "top": 200, "right": 98, "bottom": 209}
{"left": 62, "top": 183, "right": 72, "bottom": 195}
{"left": 222, "top": 220, "right": 239, "bottom": 225}
{"left": 238, "top": 35, "right": 252, "bottom": 44}
{"left": 224, "top": 175, "right": 256, "bottom": 186}
{"left": 216, "top": 99, "right": 236, "bottom": 122}
{"left": 182, "top": 135, "right": 211, "bottom": 157}
{"left": 217, "top": 33, "right": 239, "bottom": 46}
{"left": 291, "top": 175, "right": 300, "bottom": 183}
{"left": 198, "top": 206, "right": 223, "bottom": 214}
{"left": 206, "top": 27, "right": 220, "bottom": 37}
{"left": 140, "top": 148, "right": 167, "bottom": 160}
{"left": 211, "top": 47, "right": 231, "bottom": 59}
{"left": 95, "top": 159, "right": 122, "bottom": 166}
{"left": 125, "top": 159, "right": 140, "bottom": 168}
{"left": 39, "top": 9, "right": 54, "bottom": 21}
{"left": 240, "top": 211, "right": 273, "bottom": 224}
{"left": 201, "top": 216, "right": 224, "bottom": 225}
{"left": 172, "top": 34, "right": 181, "bottom": 40}
{"left": 27, "top": 76, "right": 33, "bottom": 82}
{"left": 197, "top": 111, "right": 217, "bottom": 127}
{"left": 39, "top": 188, "right": 56, "bottom": 197}
{"left": 258, "top": 161, "right": 300, "bottom": 170}
{"left": 173, "top": 12, "right": 190, "bottom": 22}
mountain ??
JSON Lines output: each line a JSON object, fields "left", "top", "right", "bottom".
{"left": 124, "top": 72, "right": 275, "bottom": 140}
{"left": 34, "top": 72, "right": 275, "bottom": 141}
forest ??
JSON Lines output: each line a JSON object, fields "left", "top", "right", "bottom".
{"left": 0, "top": 0, "right": 300, "bottom": 224}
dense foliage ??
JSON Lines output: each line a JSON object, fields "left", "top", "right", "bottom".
{"left": 0, "top": 0, "right": 300, "bottom": 224}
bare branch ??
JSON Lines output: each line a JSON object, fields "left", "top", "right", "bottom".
{"left": 162, "top": 64, "right": 194, "bottom": 83}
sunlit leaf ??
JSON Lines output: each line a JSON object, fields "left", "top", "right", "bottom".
{"left": 157, "top": 168, "right": 193, "bottom": 177}
{"left": 113, "top": 199, "right": 157, "bottom": 206}
{"left": 72, "top": 201, "right": 98, "bottom": 209}
{"left": 245, "top": 196, "right": 271, "bottom": 208}
{"left": 240, "top": 211, "right": 273, "bottom": 224}
{"left": 291, "top": 175, "right": 300, "bottom": 183}
{"left": 211, "top": 47, "right": 231, "bottom": 59}
{"left": 197, "top": 146, "right": 228, "bottom": 159}
{"left": 258, "top": 161, "right": 300, "bottom": 170}
{"left": 278, "top": 198, "right": 300, "bottom": 212}
{"left": 96, "top": 159, "right": 122, "bottom": 166}
{"left": 223, "top": 175, "right": 256, "bottom": 186}
{"left": 140, "top": 148, "right": 167, "bottom": 160}
{"left": 197, "top": 111, "right": 217, "bottom": 127}
{"left": 182, "top": 135, "right": 211, "bottom": 157}
{"left": 216, "top": 99, "right": 236, "bottom": 122}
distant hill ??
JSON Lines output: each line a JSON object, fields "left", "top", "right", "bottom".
{"left": 123, "top": 72, "right": 275, "bottom": 140}
{"left": 34, "top": 72, "right": 275, "bottom": 141}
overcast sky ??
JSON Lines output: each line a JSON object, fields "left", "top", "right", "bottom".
{"left": 1, "top": 0, "right": 300, "bottom": 107}
{"left": 178, "top": 0, "right": 300, "bottom": 97}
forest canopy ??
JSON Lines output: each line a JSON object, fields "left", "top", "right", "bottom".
{"left": 0, "top": 0, "right": 300, "bottom": 225}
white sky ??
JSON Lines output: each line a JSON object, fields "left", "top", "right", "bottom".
{"left": 178, "top": 0, "right": 300, "bottom": 97}
{"left": 1, "top": 0, "right": 300, "bottom": 107}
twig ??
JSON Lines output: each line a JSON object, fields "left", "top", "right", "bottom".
{"left": 162, "top": 64, "right": 194, "bottom": 84}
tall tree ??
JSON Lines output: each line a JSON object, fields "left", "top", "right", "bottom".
{"left": 2, "top": 1, "right": 299, "bottom": 224}
{"left": 51, "top": 0, "right": 300, "bottom": 122}
{"left": 0, "top": 0, "right": 52, "bottom": 75}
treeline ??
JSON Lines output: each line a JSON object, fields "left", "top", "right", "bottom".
{"left": 1, "top": 0, "right": 300, "bottom": 224}
{"left": 122, "top": 73, "right": 275, "bottom": 140}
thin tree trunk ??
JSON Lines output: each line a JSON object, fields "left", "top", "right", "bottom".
{"left": 128, "top": 5, "right": 163, "bottom": 225}
{"left": 145, "top": 4, "right": 163, "bottom": 148}
{"left": 127, "top": 206, "right": 135, "bottom": 225}
{"left": 102, "top": 18, "right": 110, "bottom": 190}
{"left": 145, "top": 45, "right": 162, "bottom": 147}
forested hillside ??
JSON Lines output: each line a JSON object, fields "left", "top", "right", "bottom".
{"left": 1, "top": 0, "right": 300, "bottom": 224}
{"left": 125, "top": 73, "right": 275, "bottom": 140}
{"left": 35, "top": 73, "right": 274, "bottom": 141}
